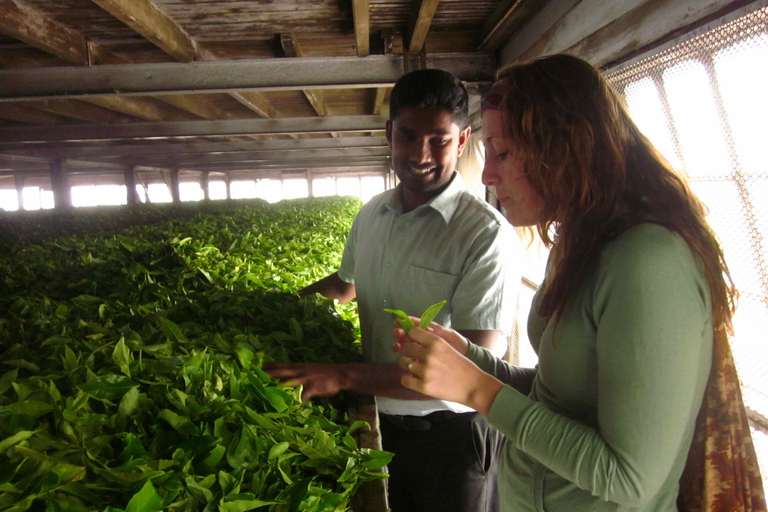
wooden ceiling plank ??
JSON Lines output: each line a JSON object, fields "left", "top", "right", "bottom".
{"left": 0, "top": 0, "right": 88, "bottom": 65}
{"left": 280, "top": 33, "right": 336, "bottom": 137}
{"left": 155, "top": 94, "right": 237, "bottom": 120}
{"left": 0, "top": 54, "right": 495, "bottom": 100}
{"left": 90, "top": 0, "right": 259, "bottom": 124}
{"left": 352, "top": 0, "right": 371, "bottom": 57}
{"left": 114, "top": 147, "right": 391, "bottom": 166}
{"left": 83, "top": 96, "right": 192, "bottom": 122}
{"left": 230, "top": 91, "right": 282, "bottom": 118}
{"left": 372, "top": 88, "right": 387, "bottom": 115}
{"left": 0, "top": 103, "right": 64, "bottom": 125}
{"left": 0, "top": 136, "right": 390, "bottom": 159}
{"left": 407, "top": 0, "right": 441, "bottom": 54}
{"left": 0, "top": 115, "right": 389, "bottom": 143}
{"left": 29, "top": 99, "right": 134, "bottom": 124}
{"left": 89, "top": 0, "right": 202, "bottom": 62}
{"left": 478, "top": 0, "right": 548, "bottom": 52}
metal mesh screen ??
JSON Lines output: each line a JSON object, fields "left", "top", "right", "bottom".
{"left": 605, "top": 5, "right": 768, "bottom": 484}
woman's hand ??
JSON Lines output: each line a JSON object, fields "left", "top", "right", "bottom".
{"left": 396, "top": 327, "right": 504, "bottom": 416}
{"left": 392, "top": 317, "right": 469, "bottom": 355}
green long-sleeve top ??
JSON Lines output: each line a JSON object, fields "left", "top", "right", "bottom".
{"left": 466, "top": 224, "right": 713, "bottom": 512}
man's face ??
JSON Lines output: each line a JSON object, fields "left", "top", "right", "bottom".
{"left": 386, "top": 107, "right": 471, "bottom": 204}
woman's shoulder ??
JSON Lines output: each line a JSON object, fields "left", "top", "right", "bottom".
{"left": 600, "top": 223, "right": 702, "bottom": 276}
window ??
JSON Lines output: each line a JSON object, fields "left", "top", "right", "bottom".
{"left": 605, "top": 6, "right": 768, "bottom": 483}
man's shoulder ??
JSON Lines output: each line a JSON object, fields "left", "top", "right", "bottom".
{"left": 452, "top": 189, "right": 508, "bottom": 229}
{"left": 354, "top": 189, "right": 395, "bottom": 221}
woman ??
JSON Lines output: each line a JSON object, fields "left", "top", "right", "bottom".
{"left": 393, "top": 54, "right": 741, "bottom": 512}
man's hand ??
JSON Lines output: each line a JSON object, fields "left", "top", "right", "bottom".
{"left": 264, "top": 363, "right": 349, "bottom": 401}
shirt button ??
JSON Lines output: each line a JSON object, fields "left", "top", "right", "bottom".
{"left": 386, "top": 261, "right": 391, "bottom": 267}
{"left": 383, "top": 300, "right": 388, "bottom": 305}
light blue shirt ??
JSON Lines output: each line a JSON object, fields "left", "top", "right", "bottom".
{"left": 339, "top": 172, "right": 521, "bottom": 415}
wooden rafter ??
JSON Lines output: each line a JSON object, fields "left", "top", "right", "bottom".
{"left": 26, "top": 99, "right": 135, "bottom": 124}
{"left": 372, "top": 88, "right": 387, "bottom": 115}
{"left": 351, "top": 0, "right": 370, "bottom": 57}
{"left": 0, "top": 54, "right": 495, "bottom": 100}
{"left": 282, "top": 33, "right": 340, "bottom": 137}
{"left": 0, "top": 103, "right": 63, "bottom": 125}
{"left": 0, "top": 115, "right": 389, "bottom": 143}
{"left": 0, "top": 136, "right": 390, "bottom": 159}
{"left": 478, "top": 0, "right": 548, "bottom": 52}
{"left": 157, "top": 94, "right": 237, "bottom": 121}
{"left": 89, "top": 0, "right": 261, "bottom": 124}
{"left": 407, "top": 0, "right": 441, "bottom": 54}
{"left": 0, "top": 0, "right": 198, "bottom": 125}
{"left": 89, "top": 0, "right": 204, "bottom": 62}
{"left": 0, "top": 0, "right": 89, "bottom": 65}
{"left": 229, "top": 92, "right": 282, "bottom": 118}
{"left": 83, "top": 97, "right": 193, "bottom": 122}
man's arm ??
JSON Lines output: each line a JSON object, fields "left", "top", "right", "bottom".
{"left": 265, "top": 362, "right": 432, "bottom": 401}
{"left": 458, "top": 329, "right": 506, "bottom": 358}
{"left": 299, "top": 272, "right": 356, "bottom": 304}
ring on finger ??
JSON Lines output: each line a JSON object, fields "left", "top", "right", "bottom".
{"left": 406, "top": 358, "right": 414, "bottom": 371}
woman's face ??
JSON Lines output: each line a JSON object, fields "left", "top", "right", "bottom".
{"left": 481, "top": 109, "right": 546, "bottom": 227}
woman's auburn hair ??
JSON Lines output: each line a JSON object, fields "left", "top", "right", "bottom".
{"left": 493, "top": 54, "right": 737, "bottom": 333}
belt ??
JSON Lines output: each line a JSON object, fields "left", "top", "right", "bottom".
{"left": 380, "top": 410, "right": 470, "bottom": 432}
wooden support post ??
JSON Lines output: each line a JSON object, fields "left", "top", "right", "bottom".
{"left": 201, "top": 170, "right": 210, "bottom": 200}
{"left": 49, "top": 158, "right": 70, "bottom": 209}
{"left": 306, "top": 169, "right": 313, "bottom": 197}
{"left": 170, "top": 167, "right": 180, "bottom": 203}
{"left": 225, "top": 172, "right": 231, "bottom": 200}
{"left": 124, "top": 164, "right": 137, "bottom": 206}
{"left": 14, "top": 173, "right": 24, "bottom": 210}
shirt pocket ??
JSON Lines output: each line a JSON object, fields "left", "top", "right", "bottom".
{"left": 400, "top": 264, "right": 459, "bottom": 320}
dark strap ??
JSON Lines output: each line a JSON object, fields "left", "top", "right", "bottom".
{"left": 380, "top": 410, "right": 469, "bottom": 432}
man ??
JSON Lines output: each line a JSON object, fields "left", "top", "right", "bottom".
{"left": 267, "top": 69, "right": 520, "bottom": 512}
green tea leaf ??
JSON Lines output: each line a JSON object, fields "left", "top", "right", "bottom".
{"left": 0, "top": 430, "right": 35, "bottom": 453}
{"left": 112, "top": 337, "right": 132, "bottom": 378}
{"left": 419, "top": 300, "right": 447, "bottom": 329}
{"left": 78, "top": 374, "right": 138, "bottom": 400}
{"left": 125, "top": 480, "right": 163, "bottom": 512}
{"left": 383, "top": 309, "right": 415, "bottom": 331}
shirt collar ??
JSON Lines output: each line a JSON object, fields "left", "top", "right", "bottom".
{"left": 382, "top": 171, "right": 466, "bottom": 225}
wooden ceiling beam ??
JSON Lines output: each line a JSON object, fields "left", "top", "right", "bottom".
{"left": 372, "top": 88, "right": 387, "bottom": 115}
{"left": 89, "top": 0, "right": 257, "bottom": 124}
{"left": 0, "top": 115, "right": 389, "bottom": 143}
{"left": 83, "top": 97, "right": 193, "bottom": 122}
{"left": 407, "top": 0, "right": 441, "bottom": 54}
{"left": 0, "top": 54, "right": 495, "bottom": 101}
{"left": 0, "top": 0, "right": 128, "bottom": 66}
{"left": 0, "top": 103, "right": 64, "bottom": 125}
{"left": 26, "top": 99, "right": 135, "bottom": 124}
{"left": 89, "top": 0, "right": 204, "bottom": 62}
{"left": 0, "top": 136, "right": 389, "bottom": 159}
{"left": 229, "top": 92, "right": 282, "bottom": 118}
{"left": 155, "top": 94, "right": 237, "bottom": 120}
{"left": 478, "top": 0, "right": 548, "bottom": 52}
{"left": 0, "top": 0, "right": 89, "bottom": 65}
{"left": 352, "top": 0, "right": 371, "bottom": 57}
{"left": 112, "top": 147, "right": 392, "bottom": 166}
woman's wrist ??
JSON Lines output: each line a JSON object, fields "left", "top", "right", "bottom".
{"left": 466, "top": 372, "right": 504, "bottom": 417}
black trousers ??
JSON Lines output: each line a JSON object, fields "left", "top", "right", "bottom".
{"left": 380, "top": 411, "right": 503, "bottom": 512}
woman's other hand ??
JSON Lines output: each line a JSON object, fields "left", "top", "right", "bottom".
{"left": 397, "top": 327, "right": 503, "bottom": 416}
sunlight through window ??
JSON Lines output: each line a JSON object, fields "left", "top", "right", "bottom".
{"left": 255, "top": 179, "right": 281, "bottom": 203}
{"left": 229, "top": 180, "right": 257, "bottom": 200}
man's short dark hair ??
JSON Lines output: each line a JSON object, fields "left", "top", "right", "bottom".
{"left": 389, "top": 69, "right": 469, "bottom": 128}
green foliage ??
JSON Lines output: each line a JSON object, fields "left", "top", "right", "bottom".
{"left": 0, "top": 197, "right": 391, "bottom": 512}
